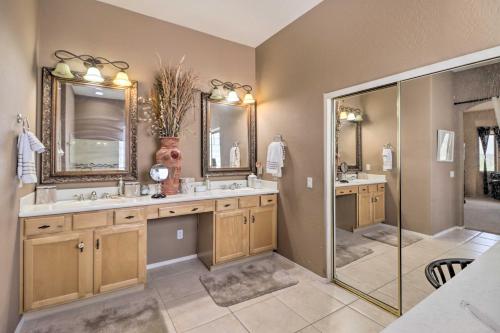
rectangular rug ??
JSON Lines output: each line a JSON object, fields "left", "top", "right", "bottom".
{"left": 336, "top": 242, "right": 374, "bottom": 268}
{"left": 199, "top": 258, "right": 298, "bottom": 307}
{"left": 362, "top": 224, "right": 422, "bottom": 247}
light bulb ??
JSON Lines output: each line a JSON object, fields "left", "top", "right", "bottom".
{"left": 347, "top": 112, "right": 356, "bottom": 121}
{"left": 83, "top": 66, "right": 104, "bottom": 83}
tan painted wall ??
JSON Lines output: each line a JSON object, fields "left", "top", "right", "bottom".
{"left": 37, "top": 0, "right": 255, "bottom": 264}
{"left": 256, "top": 0, "right": 500, "bottom": 276}
{"left": 0, "top": 0, "right": 38, "bottom": 331}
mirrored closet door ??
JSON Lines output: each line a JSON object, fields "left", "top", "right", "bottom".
{"left": 332, "top": 84, "right": 401, "bottom": 315}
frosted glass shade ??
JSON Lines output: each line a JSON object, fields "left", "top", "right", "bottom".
{"left": 83, "top": 66, "right": 104, "bottom": 83}
{"left": 243, "top": 92, "right": 255, "bottom": 104}
{"left": 210, "top": 86, "right": 224, "bottom": 100}
{"left": 51, "top": 61, "right": 74, "bottom": 79}
{"left": 113, "top": 71, "right": 131, "bottom": 87}
{"left": 226, "top": 90, "right": 240, "bottom": 103}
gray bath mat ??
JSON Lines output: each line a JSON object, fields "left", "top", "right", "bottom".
{"left": 336, "top": 243, "right": 374, "bottom": 268}
{"left": 363, "top": 225, "right": 422, "bottom": 247}
{"left": 200, "top": 258, "right": 298, "bottom": 307}
{"left": 33, "top": 296, "right": 168, "bottom": 333}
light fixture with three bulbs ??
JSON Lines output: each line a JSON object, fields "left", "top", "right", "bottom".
{"left": 51, "top": 50, "right": 132, "bottom": 87}
{"left": 338, "top": 104, "right": 363, "bottom": 122}
{"left": 209, "top": 79, "right": 255, "bottom": 104}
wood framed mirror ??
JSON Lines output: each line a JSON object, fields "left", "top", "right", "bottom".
{"left": 40, "top": 67, "right": 138, "bottom": 183}
{"left": 201, "top": 93, "right": 256, "bottom": 177}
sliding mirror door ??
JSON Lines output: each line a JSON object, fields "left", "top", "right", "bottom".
{"left": 333, "top": 84, "right": 401, "bottom": 315}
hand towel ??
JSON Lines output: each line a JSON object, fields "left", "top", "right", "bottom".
{"left": 266, "top": 141, "right": 285, "bottom": 177}
{"left": 382, "top": 148, "right": 392, "bottom": 171}
{"left": 17, "top": 131, "right": 45, "bottom": 184}
{"left": 229, "top": 146, "right": 240, "bottom": 167}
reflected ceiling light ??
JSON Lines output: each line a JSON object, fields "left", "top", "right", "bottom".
{"left": 113, "top": 70, "right": 132, "bottom": 87}
{"left": 51, "top": 61, "right": 74, "bottom": 79}
{"left": 226, "top": 89, "right": 240, "bottom": 103}
{"left": 83, "top": 66, "right": 104, "bottom": 83}
{"left": 346, "top": 112, "right": 356, "bottom": 121}
{"left": 52, "top": 50, "right": 132, "bottom": 86}
{"left": 339, "top": 110, "right": 348, "bottom": 120}
{"left": 354, "top": 112, "right": 363, "bottom": 122}
{"left": 209, "top": 79, "right": 255, "bottom": 105}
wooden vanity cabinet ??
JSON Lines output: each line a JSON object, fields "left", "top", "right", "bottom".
{"left": 214, "top": 210, "right": 249, "bottom": 263}
{"left": 249, "top": 205, "right": 277, "bottom": 254}
{"left": 94, "top": 223, "right": 146, "bottom": 294}
{"left": 356, "top": 184, "right": 386, "bottom": 228}
{"left": 23, "top": 231, "right": 93, "bottom": 311}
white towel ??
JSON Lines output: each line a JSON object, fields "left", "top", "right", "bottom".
{"left": 17, "top": 131, "right": 45, "bottom": 185}
{"left": 229, "top": 146, "right": 240, "bottom": 167}
{"left": 266, "top": 141, "right": 285, "bottom": 177}
{"left": 382, "top": 148, "right": 392, "bottom": 171}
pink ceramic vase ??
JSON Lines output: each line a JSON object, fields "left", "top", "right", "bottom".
{"left": 156, "top": 137, "right": 182, "bottom": 195}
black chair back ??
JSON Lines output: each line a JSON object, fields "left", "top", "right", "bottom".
{"left": 425, "top": 258, "right": 474, "bottom": 289}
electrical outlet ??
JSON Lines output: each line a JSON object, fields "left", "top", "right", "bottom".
{"left": 307, "top": 177, "right": 313, "bottom": 189}
{"left": 366, "top": 164, "right": 371, "bottom": 171}
{"left": 450, "top": 170, "right": 455, "bottom": 178}
{"left": 177, "top": 229, "right": 184, "bottom": 240}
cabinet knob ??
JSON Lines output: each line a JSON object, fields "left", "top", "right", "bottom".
{"left": 251, "top": 215, "right": 255, "bottom": 223}
{"left": 77, "top": 242, "right": 85, "bottom": 253}
{"left": 243, "top": 216, "right": 247, "bottom": 224}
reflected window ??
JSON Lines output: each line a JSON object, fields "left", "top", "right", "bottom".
{"left": 479, "top": 134, "right": 498, "bottom": 172}
{"left": 210, "top": 128, "right": 221, "bottom": 168}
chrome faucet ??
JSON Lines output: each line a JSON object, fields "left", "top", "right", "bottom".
{"left": 102, "top": 192, "right": 111, "bottom": 199}
{"left": 73, "top": 193, "right": 85, "bottom": 201}
{"left": 229, "top": 182, "right": 242, "bottom": 190}
{"left": 90, "top": 191, "right": 98, "bottom": 201}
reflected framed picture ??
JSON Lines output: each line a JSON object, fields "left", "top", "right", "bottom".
{"left": 437, "top": 129, "right": 455, "bottom": 162}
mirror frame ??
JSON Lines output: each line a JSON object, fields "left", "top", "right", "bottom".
{"left": 201, "top": 92, "right": 256, "bottom": 177}
{"left": 336, "top": 122, "right": 362, "bottom": 172}
{"left": 40, "top": 67, "right": 138, "bottom": 183}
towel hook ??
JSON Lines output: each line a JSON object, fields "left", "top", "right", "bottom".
{"left": 17, "top": 114, "right": 30, "bottom": 132}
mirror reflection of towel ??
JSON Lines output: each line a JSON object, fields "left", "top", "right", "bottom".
{"left": 382, "top": 148, "right": 392, "bottom": 171}
{"left": 230, "top": 146, "right": 240, "bottom": 167}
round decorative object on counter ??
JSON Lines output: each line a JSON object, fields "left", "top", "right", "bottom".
{"left": 156, "top": 137, "right": 182, "bottom": 195}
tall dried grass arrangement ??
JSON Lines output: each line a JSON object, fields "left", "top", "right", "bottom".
{"left": 146, "top": 57, "right": 198, "bottom": 138}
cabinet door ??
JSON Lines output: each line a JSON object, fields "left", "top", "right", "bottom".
{"left": 94, "top": 223, "right": 146, "bottom": 294}
{"left": 357, "top": 192, "right": 373, "bottom": 227}
{"left": 24, "top": 231, "right": 93, "bottom": 310}
{"left": 215, "top": 210, "right": 249, "bottom": 264}
{"left": 249, "top": 206, "right": 277, "bottom": 254}
{"left": 372, "top": 191, "right": 385, "bottom": 223}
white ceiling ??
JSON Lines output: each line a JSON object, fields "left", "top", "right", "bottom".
{"left": 97, "top": 0, "right": 323, "bottom": 47}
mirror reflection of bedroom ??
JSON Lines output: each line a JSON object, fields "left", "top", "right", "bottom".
{"left": 334, "top": 85, "right": 401, "bottom": 311}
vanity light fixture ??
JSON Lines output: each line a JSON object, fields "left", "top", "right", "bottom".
{"left": 209, "top": 79, "right": 255, "bottom": 104}
{"left": 337, "top": 104, "right": 363, "bottom": 122}
{"left": 52, "top": 50, "right": 132, "bottom": 87}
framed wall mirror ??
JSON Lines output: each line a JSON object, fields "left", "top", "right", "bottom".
{"left": 336, "top": 120, "right": 362, "bottom": 171}
{"left": 40, "top": 67, "right": 138, "bottom": 183}
{"left": 201, "top": 93, "right": 256, "bottom": 176}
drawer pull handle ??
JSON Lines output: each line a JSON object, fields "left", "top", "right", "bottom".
{"left": 96, "top": 239, "right": 100, "bottom": 250}
{"left": 267, "top": 199, "right": 273, "bottom": 202}
{"left": 125, "top": 215, "right": 135, "bottom": 219}
{"left": 77, "top": 242, "right": 85, "bottom": 253}
{"left": 243, "top": 216, "right": 247, "bottom": 224}
{"left": 251, "top": 215, "right": 255, "bottom": 223}
{"left": 224, "top": 204, "right": 231, "bottom": 207}
{"left": 38, "top": 225, "right": 50, "bottom": 229}
{"left": 191, "top": 207, "right": 199, "bottom": 212}
{"left": 169, "top": 210, "right": 175, "bottom": 214}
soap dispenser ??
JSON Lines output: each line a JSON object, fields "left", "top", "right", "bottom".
{"left": 204, "top": 175, "right": 211, "bottom": 190}
{"left": 117, "top": 176, "right": 124, "bottom": 196}
{"left": 247, "top": 173, "right": 257, "bottom": 188}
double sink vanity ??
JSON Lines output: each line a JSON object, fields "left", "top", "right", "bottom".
{"left": 19, "top": 184, "right": 278, "bottom": 311}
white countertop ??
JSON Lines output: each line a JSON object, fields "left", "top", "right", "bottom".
{"left": 383, "top": 242, "right": 500, "bottom": 333}
{"left": 20, "top": 186, "right": 278, "bottom": 218}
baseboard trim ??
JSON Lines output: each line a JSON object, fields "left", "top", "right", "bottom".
{"left": 432, "top": 226, "right": 461, "bottom": 238}
{"left": 146, "top": 254, "right": 198, "bottom": 270}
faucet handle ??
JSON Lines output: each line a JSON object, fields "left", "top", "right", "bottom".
{"left": 102, "top": 192, "right": 111, "bottom": 199}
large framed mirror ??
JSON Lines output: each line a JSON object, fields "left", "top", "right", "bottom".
{"left": 40, "top": 67, "right": 138, "bottom": 183}
{"left": 201, "top": 93, "right": 256, "bottom": 176}
{"left": 336, "top": 120, "right": 362, "bottom": 172}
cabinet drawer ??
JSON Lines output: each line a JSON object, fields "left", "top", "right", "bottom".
{"left": 358, "top": 185, "right": 368, "bottom": 193}
{"left": 159, "top": 201, "right": 214, "bottom": 217}
{"left": 115, "top": 208, "right": 145, "bottom": 225}
{"left": 335, "top": 186, "right": 358, "bottom": 196}
{"left": 260, "top": 194, "right": 277, "bottom": 206}
{"left": 73, "top": 211, "right": 113, "bottom": 230}
{"left": 24, "top": 215, "right": 69, "bottom": 236}
{"left": 368, "top": 185, "right": 378, "bottom": 193}
{"left": 377, "top": 184, "right": 386, "bottom": 192}
{"left": 239, "top": 196, "right": 260, "bottom": 208}
{"left": 216, "top": 198, "right": 238, "bottom": 211}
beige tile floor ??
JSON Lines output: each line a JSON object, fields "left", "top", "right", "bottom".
{"left": 335, "top": 226, "right": 497, "bottom": 312}
{"left": 21, "top": 228, "right": 497, "bottom": 333}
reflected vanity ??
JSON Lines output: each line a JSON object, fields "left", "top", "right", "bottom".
{"left": 40, "top": 67, "right": 138, "bottom": 183}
